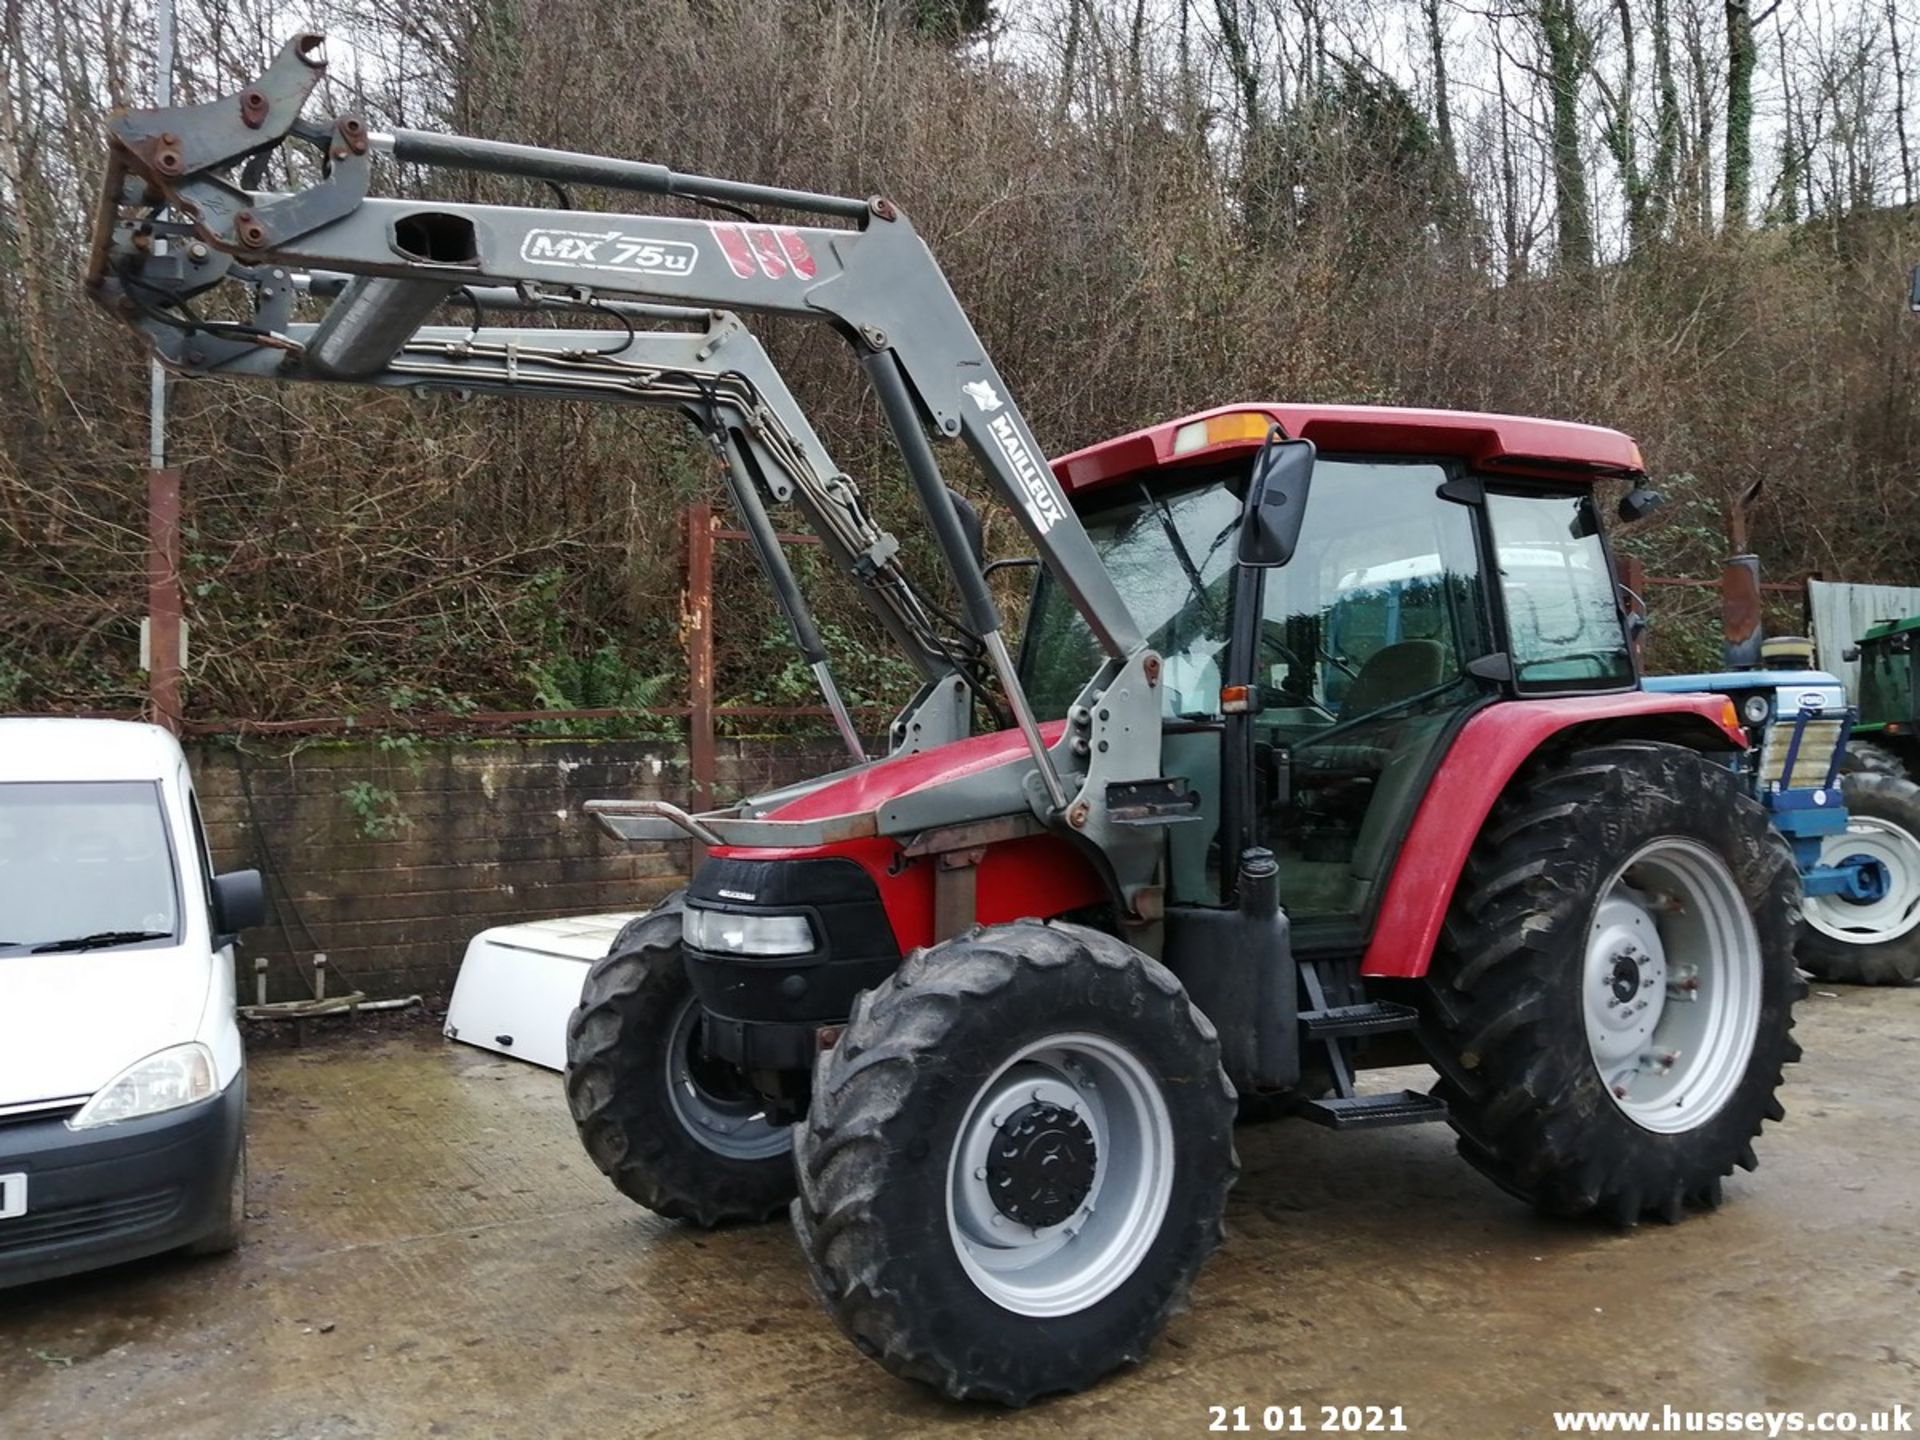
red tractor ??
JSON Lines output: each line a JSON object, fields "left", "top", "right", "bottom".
{"left": 93, "top": 35, "right": 1799, "bottom": 1405}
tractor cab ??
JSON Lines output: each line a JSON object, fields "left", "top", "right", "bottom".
{"left": 1028, "top": 405, "right": 1643, "bottom": 936}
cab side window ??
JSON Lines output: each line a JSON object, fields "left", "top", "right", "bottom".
{"left": 1484, "top": 490, "right": 1633, "bottom": 690}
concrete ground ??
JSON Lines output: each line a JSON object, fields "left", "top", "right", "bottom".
{"left": 3, "top": 986, "right": 1916, "bottom": 1440}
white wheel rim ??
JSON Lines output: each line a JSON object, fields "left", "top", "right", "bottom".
{"left": 945, "top": 1032, "right": 1174, "bottom": 1318}
{"left": 1583, "top": 838, "right": 1762, "bottom": 1134}
{"left": 1803, "top": 815, "right": 1920, "bottom": 943}
{"left": 662, "top": 997, "right": 791, "bottom": 1161}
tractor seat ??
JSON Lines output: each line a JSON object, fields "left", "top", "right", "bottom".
{"left": 1296, "top": 640, "right": 1453, "bottom": 779}
{"left": 1339, "top": 640, "right": 1452, "bottom": 721}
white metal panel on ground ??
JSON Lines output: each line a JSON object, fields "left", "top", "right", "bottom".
{"left": 1809, "top": 580, "right": 1920, "bottom": 699}
{"left": 444, "top": 914, "right": 640, "bottom": 1071}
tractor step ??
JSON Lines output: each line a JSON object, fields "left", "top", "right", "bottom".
{"left": 1298, "top": 1000, "right": 1420, "bottom": 1041}
{"left": 1297, "top": 1089, "right": 1448, "bottom": 1131}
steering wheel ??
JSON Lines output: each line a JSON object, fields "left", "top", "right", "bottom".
{"left": 1257, "top": 626, "right": 1338, "bottom": 721}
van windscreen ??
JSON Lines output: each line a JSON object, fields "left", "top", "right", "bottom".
{"left": 0, "top": 782, "right": 181, "bottom": 954}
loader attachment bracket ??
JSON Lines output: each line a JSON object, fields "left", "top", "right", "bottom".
{"left": 110, "top": 32, "right": 327, "bottom": 187}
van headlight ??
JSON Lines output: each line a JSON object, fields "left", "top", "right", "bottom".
{"left": 682, "top": 907, "right": 817, "bottom": 957}
{"left": 67, "top": 1043, "right": 216, "bottom": 1129}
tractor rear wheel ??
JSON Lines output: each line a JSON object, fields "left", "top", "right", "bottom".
{"left": 792, "top": 920, "right": 1237, "bottom": 1405}
{"left": 1422, "top": 741, "right": 1800, "bottom": 1225}
{"left": 564, "top": 894, "right": 796, "bottom": 1226}
{"left": 1842, "top": 738, "right": 1914, "bottom": 783}
{"left": 1798, "top": 772, "right": 1920, "bottom": 984}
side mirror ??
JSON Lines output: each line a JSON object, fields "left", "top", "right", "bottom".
{"left": 1909, "top": 262, "right": 1920, "bottom": 313}
{"left": 1617, "top": 484, "right": 1666, "bottom": 523}
{"left": 211, "top": 868, "right": 267, "bottom": 942}
{"left": 1237, "top": 434, "right": 1316, "bottom": 569}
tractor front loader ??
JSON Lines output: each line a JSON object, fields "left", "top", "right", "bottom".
{"left": 92, "top": 34, "right": 1802, "bottom": 1405}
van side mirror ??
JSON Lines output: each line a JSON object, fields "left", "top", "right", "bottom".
{"left": 211, "top": 868, "right": 267, "bottom": 942}
{"left": 1237, "top": 434, "right": 1316, "bottom": 569}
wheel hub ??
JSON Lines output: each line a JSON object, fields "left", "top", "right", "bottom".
{"left": 662, "top": 997, "right": 792, "bottom": 1161}
{"left": 1807, "top": 814, "right": 1920, "bottom": 942}
{"left": 946, "top": 1035, "right": 1175, "bottom": 1318}
{"left": 1586, "top": 899, "right": 1668, "bottom": 1068}
{"left": 986, "top": 1101, "right": 1097, "bottom": 1228}
{"left": 1583, "top": 840, "right": 1761, "bottom": 1134}
{"left": 1607, "top": 953, "right": 1641, "bottom": 1004}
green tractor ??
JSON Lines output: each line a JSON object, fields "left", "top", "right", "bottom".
{"left": 1848, "top": 616, "right": 1920, "bottom": 779}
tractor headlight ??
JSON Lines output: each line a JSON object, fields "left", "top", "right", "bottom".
{"left": 682, "top": 907, "right": 817, "bottom": 957}
{"left": 1741, "top": 694, "right": 1771, "bottom": 726}
{"left": 68, "top": 1043, "right": 216, "bottom": 1129}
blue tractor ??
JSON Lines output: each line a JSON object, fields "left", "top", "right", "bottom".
{"left": 1646, "top": 647, "right": 1920, "bottom": 984}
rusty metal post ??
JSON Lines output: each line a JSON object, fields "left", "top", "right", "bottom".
{"left": 147, "top": 465, "right": 184, "bottom": 733}
{"left": 1722, "top": 554, "right": 1763, "bottom": 669}
{"left": 144, "top": 0, "right": 182, "bottom": 736}
{"left": 1721, "top": 478, "right": 1766, "bottom": 669}
{"left": 685, "top": 502, "right": 716, "bottom": 850}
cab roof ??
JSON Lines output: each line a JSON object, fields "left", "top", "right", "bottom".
{"left": 1049, "top": 403, "right": 1647, "bottom": 496}
{"left": 0, "top": 718, "right": 185, "bottom": 784}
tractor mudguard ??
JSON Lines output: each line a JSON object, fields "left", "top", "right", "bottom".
{"left": 1359, "top": 692, "right": 1745, "bottom": 980}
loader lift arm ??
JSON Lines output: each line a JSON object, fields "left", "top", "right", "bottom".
{"left": 89, "top": 32, "right": 1175, "bottom": 921}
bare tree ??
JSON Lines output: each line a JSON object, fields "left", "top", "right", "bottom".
{"left": 1889, "top": 0, "right": 1914, "bottom": 203}
{"left": 1536, "top": 0, "right": 1596, "bottom": 267}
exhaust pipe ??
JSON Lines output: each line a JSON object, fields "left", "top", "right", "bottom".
{"left": 305, "top": 275, "right": 454, "bottom": 378}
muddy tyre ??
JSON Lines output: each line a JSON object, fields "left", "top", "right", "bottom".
{"left": 564, "top": 894, "right": 794, "bottom": 1226}
{"left": 792, "top": 920, "right": 1237, "bottom": 1405}
{"left": 1422, "top": 741, "right": 1800, "bottom": 1225}
{"left": 1798, "top": 772, "right": 1920, "bottom": 984}
{"left": 1842, "top": 738, "right": 1913, "bottom": 782}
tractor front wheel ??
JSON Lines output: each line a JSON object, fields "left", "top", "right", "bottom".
{"left": 1423, "top": 741, "right": 1800, "bottom": 1225}
{"left": 792, "top": 920, "right": 1237, "bottom": 1405}
{"left": 1799, "top": 771, "right": 1920, "bottom": 984}
{"left": 564, "top": 894, "right": 796, "bottom": 1226}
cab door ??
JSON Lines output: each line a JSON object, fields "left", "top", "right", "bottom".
{"left": 1244, "top": 458, "right": 1497, "bottom": 939}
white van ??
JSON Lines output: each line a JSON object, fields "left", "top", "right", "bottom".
{"left": 0, "top": 718, "right": 263, "bottom": 1287}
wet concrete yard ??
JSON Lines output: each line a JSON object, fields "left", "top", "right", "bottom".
{"left": 3, "top": 985, "right": 1917, "bottom": 1440}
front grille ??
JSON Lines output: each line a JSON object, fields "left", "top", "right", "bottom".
{"left": 0, "top": 1098, "right": 84, "bottom": 1131}
{"left": 0, "top": 1188, "right": 182, "bottom": 1254}
{"left": 1759, "top": 717, "right": 1846, "bottom": 790}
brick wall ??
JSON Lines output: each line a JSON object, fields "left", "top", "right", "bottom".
{"left": 189, "top": 736, "right": 847, "bottom": 1002}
